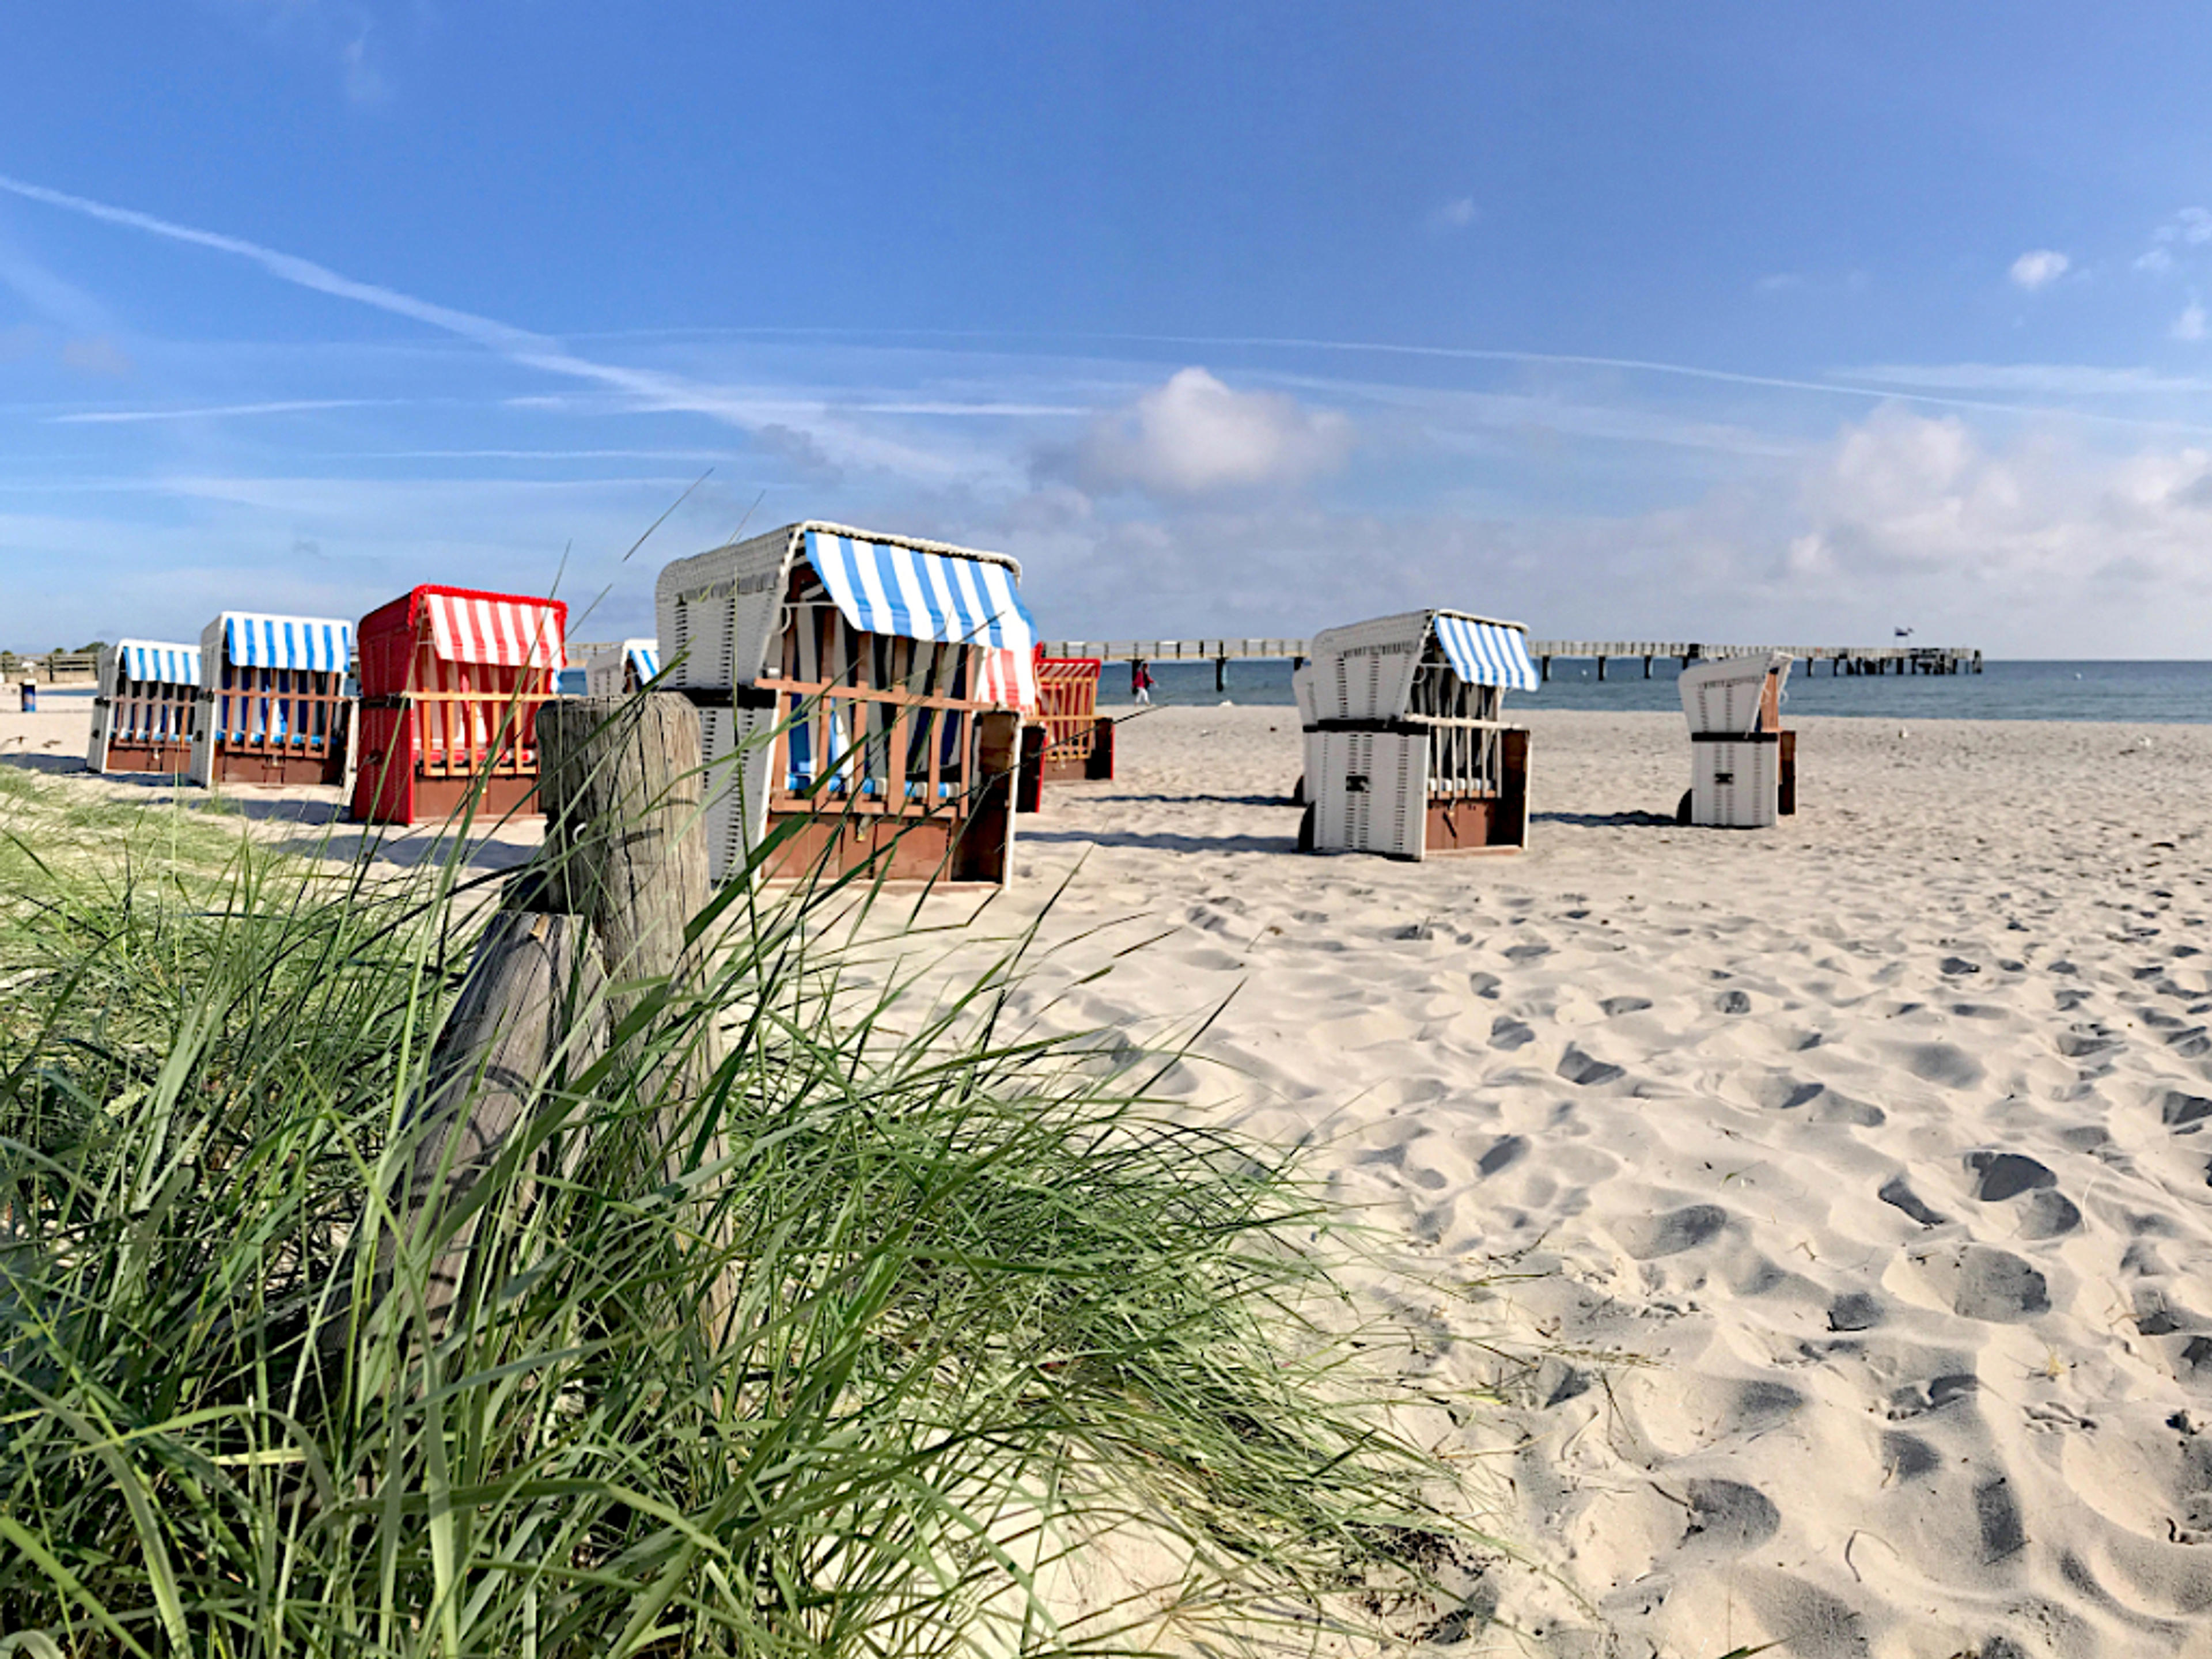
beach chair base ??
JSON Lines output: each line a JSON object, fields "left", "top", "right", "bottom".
{"left": 1680, "top": 729, "right": 1796, "bottom": 827}
{"left": 213, "top": 749, "right": 349, "bottom": 789}
{"left": 1425, "top": 797, "right": 1526, "bottom": 855}
{"left": 390, "top": 771, "right": 543, "bottom": 824}
{"left": 1040, "top": 717, "right": 1115, "bottom": 783}
{"left": 97, "top": 739, "right": 193, "bottom": 775}
{"left": 757, "top": 804, "right": 1012, "bottom": 885}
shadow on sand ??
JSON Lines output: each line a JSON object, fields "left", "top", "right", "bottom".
{"left": 1532, "top": 809, "right": 1679, "bottom": 828}
{"left": 2, "top": 752, "right": 90, "bottom": 777}
{"left": 1018, "top": 827, "right": 1300, "bottom": 857}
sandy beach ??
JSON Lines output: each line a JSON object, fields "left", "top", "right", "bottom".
{"left": 914, "top": 705, "right": 2212, "bottom": 1657}
{"left": 12, "top": 698, "right": 2212, "bottom": 1653}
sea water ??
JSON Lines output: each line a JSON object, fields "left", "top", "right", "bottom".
{"left": 1103, "top": 658, "right": 2212, "bottom": 725}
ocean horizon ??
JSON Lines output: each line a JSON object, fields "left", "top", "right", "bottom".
{"left": 1100, "top": 656, "right": 2212, "bottom": 725}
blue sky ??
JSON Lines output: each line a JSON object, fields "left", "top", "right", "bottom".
{"left": 8, "top": 3, "right": 2212, "bottom": 654}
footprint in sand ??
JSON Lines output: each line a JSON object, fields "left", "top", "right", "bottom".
{"left": 1476, "top": 1134, "right": 1528, "bottom": 1177}
{"left": 1812, "top": 1093, "right": 1885, "bottom": 1127}
{"left": 1679, "top": 1479, "right": 1780, "bottom": 1552}
{"left": 1913, "top": 1243, "right": 2052, "bottom": 1322}
{"left": 2016, "top": 1189, "right": 2082, "bottom": 1237}
{"left": 2057, "top": 1024, "right": 2122, "bottom": 1058}
{"left": 1885, "top": 1372, "right": 1979, "bottom": 1420}
{"left": 1974, "top": 1475, "right": 2027, "bottom": 1563}
{"left": 1828, "top": 1291, "right": 1884, "bottom": 1331}
{"left": 1880, "top": 1431, "right": 1942, "bottom": 1480}
{"left": 1753, "top": 1073, "right": 1825, "bottom": 1111}
{"left": 1878, "top": 1175, "right": 1950, "bottom": 1227}
{"left": 1600, "top": 995, "right": 1652, "bottom": 1016}
{"left": 1489, "top": 1016, "right": 1535, "bottom": 1051}
{"left": 1965, "top": 1151, "right": 2054, "bottom": 1201}
{"left": 2160, "top": 1091, "right": 2212, "bottom": 1129}
{"left": 1900, "top": 1041, "right": 1986, "bottom": 1087}
{"left": 1557, "top": 1044, "right": 1625, "bottom": 1086}
{"left": 1616, "top": 1203, "right": 1728, "bottom": 1259}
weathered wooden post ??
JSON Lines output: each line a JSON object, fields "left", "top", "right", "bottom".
{"left": 375, "top": 910, "right": 606, "bottom": 1338}
{"left": 366, "top": 692, "right": 720, "bottom": 1355}
{"left": 535, "top": 695, "right": 711, "bottom": 1026}
{"left": 535, "top": 695, "right": 721, "bottom": 1167}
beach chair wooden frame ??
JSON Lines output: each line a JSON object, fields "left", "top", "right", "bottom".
{"left": 189, "top": 613, "right": 357, "bottom": 790}
{"left": 351, "top": 586, "right": 568, "bottom": 825}
{"left": 656, "top": 521, "right": 1037, "bottom": 886}
{"left": 1679, "top": 652, "right": 1797, "bottom": 827}
{"left": 88, "top": 640, "right": 199, "bottom": 775}
{"left": 1033, "top": 654, "right": 1113, "bottom": 783}
{"left": 1294, "top": 609, "right": 1537, "bottom": 860}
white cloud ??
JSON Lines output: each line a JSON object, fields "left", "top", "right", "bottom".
{"left": 2176, "top": 302, "right": 2208, "bottom": 343}
{"left": 1698, "top": 408, "right": 2212, "bottom": 639}
{"left": 58, "top": 336, "right": 133, "bottom": 377}
{"left": 1007, "top": 406, "right": 2212, "bottom": 652}
{"left": 2010, "top": 249, "right": 2070, "bottom": 291}
{"left": 1426, "top": 196, "right": 1478, "bottom": 233}
{"left": 1055, "top": 368, "right": 1353, "bottom": 497}
{"left": 342, "top": 26, "right": 387, "bottom": 105}
{"left": 2138, "top": 211, "right": 2212, "bottom": 276}
{"left": 2154, "top": 207, "right": 2212, "bottom": 246}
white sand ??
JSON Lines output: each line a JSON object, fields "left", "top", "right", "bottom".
{"left": 14, "top": 694, "right": 2212, "bottom": 1653}
{"left": 919, "top": 706, "right": 2212, "bottom": 1658}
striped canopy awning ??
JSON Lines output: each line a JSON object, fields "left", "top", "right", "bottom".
{"left": 224, "top": 615, "right": 353, "bottom": 673}
{"left": 119, "top": 641, "right": 200, "bottom": 686}
{"left": 624, "top": 639, "right": 661, "bottom": 683}
{"left": 1433, "top": 612, "right": 1539, "bottom": 693}
{"left": 802, "top": 529, "right": 1035, "bottom": 653}
{"left": 425, "top": 593, "right": 566, "bottom": 669}
{"left": 802, "top": 529, "right": 1037, "bottom": 710}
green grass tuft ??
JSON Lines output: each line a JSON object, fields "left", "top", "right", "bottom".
{"left": 0, "top": 777, "right": 1483, "bottom": 1656}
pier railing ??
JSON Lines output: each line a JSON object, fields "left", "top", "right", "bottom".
{"left": 1040, "top": 639, "right": 1984, "bottom": 682}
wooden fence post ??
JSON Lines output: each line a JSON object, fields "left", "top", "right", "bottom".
{"left": 535, "top": 695, "right": 713, "bottom": 1012}
{"left": 376, "top": 909, "right": 605, "bottom": 1339}
{"left": 356, "top": 692, "right": 723, "bottom": 1362}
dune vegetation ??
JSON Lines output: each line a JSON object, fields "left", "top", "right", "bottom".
{"left": 0, "top": 765, "right": 1483, "bottom": 1657}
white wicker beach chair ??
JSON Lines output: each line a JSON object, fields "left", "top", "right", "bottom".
{"left": 1297, "top": 609, "right": 1538, "bottom": 859}
{"left": 583, "top": 639, "right": 661, "bottom": 698}
{"left": 1677, "top": 652, "right": 1795, "bottom": 827}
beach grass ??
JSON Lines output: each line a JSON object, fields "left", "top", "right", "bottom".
{"left": 0, "top": 771, "right": 1484, "bottom": 1656}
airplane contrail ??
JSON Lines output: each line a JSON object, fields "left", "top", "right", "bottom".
{"left": 5, "top": 171, "right": 2205, "bottom": 442}
{"left": 0, "top": 172, "right": 981, "bottom": 479}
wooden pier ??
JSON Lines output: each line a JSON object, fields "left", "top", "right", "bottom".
{"left": 1524, "top": 641, "right": 1983, "bottom": 680}
{"left": 1040, "top": 638, "right": 1983, "bottom": 690}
